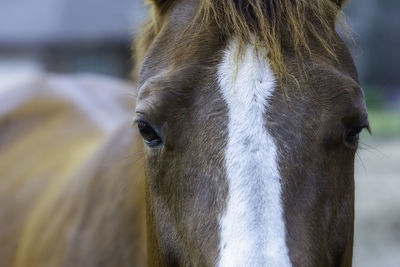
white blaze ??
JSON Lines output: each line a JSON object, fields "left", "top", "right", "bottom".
{"left": 217, "top": 42, "right": 292, "bottom": 267}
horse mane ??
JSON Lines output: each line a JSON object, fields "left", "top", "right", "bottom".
{"left": 134, "top": 0, "right": 348, "bottom": 84}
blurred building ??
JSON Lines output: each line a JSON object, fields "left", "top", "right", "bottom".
{"left": 345, "top": 0, "right": 400, "bottom": 109}
{"left": 0, "top": 0, "right": 148, "bottom": 78}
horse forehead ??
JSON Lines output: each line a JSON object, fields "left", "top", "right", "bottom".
{"left": 306, "top": 63, "right": 364, "bottom": 104}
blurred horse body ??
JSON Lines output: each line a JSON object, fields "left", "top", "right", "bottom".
{"left": 0, "top": 74, "right": 146, "bottom": 267}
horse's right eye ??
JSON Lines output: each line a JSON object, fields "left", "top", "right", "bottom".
{"left": 343, "top": 125, "right": 367, "bottom": 149}
{"left": 137, "top": 120, "right": 163, "bottom": 147}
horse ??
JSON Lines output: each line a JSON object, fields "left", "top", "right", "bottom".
{"left": 0, "top": 0, "right": 369, "bottom": 266}
{"left": 0, "top": 74, "right": 146, "bottom": 267}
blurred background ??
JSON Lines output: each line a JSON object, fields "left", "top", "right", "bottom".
{"left": 0, "top": 0, "right": 399, "bottom": 266}
{"left": 0, "top": 0, "right": 146, "bottom": 79}
{"left": 344, "top": 1, "right": 400, "bottom": 267}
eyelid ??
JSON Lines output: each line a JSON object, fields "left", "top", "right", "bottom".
{"left": 132, "top": 112, "right": 148, "bottom": 127}
{"left": 359, "top": 115, "right": 371, "bottom": 134}
{"left": 134, "top": 111, "right": 147, "bottom": 121}
{"left": 363, "top": 122, "right": 372, "bottom": 135}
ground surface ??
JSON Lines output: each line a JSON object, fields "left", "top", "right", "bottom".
{"left": 353, "top": 138, "right": 400, "bottom": 267}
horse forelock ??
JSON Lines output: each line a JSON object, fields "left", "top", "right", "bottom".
{"left": 134, "top": 0, "right": 349, "bottom": 85}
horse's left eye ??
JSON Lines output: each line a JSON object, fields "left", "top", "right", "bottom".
{"left": 137, "top": 120, "right": 163, "bottom": 147}
{"left": 343, "top": 126, "right": 365, "bottom": 148}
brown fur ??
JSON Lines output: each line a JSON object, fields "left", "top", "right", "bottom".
{"left": 135, "top": 0, "right": 368, "bottom": 266}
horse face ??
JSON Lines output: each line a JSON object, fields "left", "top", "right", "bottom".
{"left": 135, "top": 0, "right": 368, "bottom": 266}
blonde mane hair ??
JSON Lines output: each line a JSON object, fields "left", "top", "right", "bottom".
{"left": 134, "top": 0, "right": 348, "bottom": 84}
